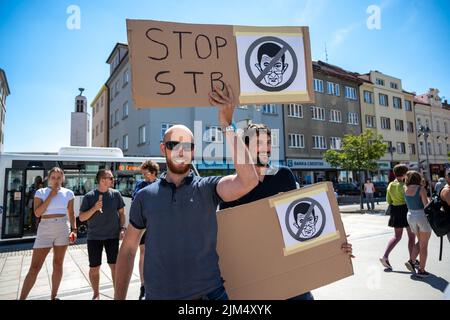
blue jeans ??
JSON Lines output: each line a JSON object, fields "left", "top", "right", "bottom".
{"left": 200, "top": 284, "right": 229, "bottom": 300}
{"left": 289, "top": 291, "right": 314, "bottom": 300}
{"left": 366, "top": 193, "right": 375, "bottom": 210}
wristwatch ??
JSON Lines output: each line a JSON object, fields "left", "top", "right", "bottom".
{"left": 71, "top": 227, "right": 78, "bottom": 232}
{"left": 223, "top": 122, "right": 237, "bottom": 133}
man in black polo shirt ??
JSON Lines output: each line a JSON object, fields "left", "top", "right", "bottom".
{"left": 220, "top": 123, "right": 354, "bottom": 300}
{"left": 114, "top": 84, "right": 260, "bottom": 300}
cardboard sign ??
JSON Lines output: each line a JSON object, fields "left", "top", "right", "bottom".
{"left": 216, "top": 182, "right": 353, "bottom": 299}
{"left": 126, "top": 20, "right": 314, "bottom": 108}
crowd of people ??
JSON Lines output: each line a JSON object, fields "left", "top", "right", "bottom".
{"left": 18, "top": 84, "right": 354, "bottom": 300}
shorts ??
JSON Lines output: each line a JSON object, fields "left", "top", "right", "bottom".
{"left": 87, "top": 239, "right": 119, "bottom": 268}
{"left": 33, "top": 216, "right": 70, "bottom": 249}
{"left": 407, "top": 210, "right": 432, "bottom": 234}
{"left": 388, "top": 204, "right": 409, "bottom": 228}
{"left": 139, "top": 231, "right": 147, "bottom": 246}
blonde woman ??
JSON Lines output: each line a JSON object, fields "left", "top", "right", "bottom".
{"left": 19, "top": 167, "right": 77, "bottom": 300}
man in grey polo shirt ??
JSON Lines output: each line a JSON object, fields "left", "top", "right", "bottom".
{"left": 115, "top": 84, "right": 259, "bottom": 300}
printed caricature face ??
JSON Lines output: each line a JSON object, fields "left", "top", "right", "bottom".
{"left": 260, "top": 54, "right": 287, "bottom": 86}
{"left": 293, "top": 203, "right": 318, "bottom": 239}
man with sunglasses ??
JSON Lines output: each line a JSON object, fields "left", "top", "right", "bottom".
{"left": 79, "top": 169, "right": 126, "bottom": 300}
{"left": 115, "top": 83, "right": 259, "bottom": 300}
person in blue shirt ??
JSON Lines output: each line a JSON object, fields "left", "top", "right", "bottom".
{"left": 132, "top": 160, "right": 159, "bottom": 300}
{"left": 114, "top": 84, "right": 260, "bottom": 300}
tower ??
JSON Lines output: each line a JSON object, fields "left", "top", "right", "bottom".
{"left": 70, "top": 88, "right": 90, "bottom": 146}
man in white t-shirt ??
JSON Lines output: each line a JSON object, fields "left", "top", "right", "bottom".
{"left": 364, "top": 178, "right": 376, "bottom": 211}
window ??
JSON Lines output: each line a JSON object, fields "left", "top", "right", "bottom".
{"left": 419, "top": 141, "right": 425, "bottom": 155}
{"left": 138, "top": 125, "right": 146, "bottom": 144}
{"left": 314, "top": 79, "right": 324, "bottom": 92}
{"left": 288, "top": 133, "right": 304, "bottom": 148}
{"left": 123, "top": 134, "right": 128, "bottom": 150}
{"left": 327, "top": 82, "right": 340, "bottom": 96}
{"left": 114, "top": 139, "right": 119, "bottom": 148}
{"left": 123, "top": 70, "right": 129, "bottom": 86}
{"left": 311, "top": 106, "right": 325, "bottom": 121}
{"left": 348, "top": 112, "right": 359, "bottom": 125}
{"left": 364, "top": 91, "right": 374, "bottom": 104}
{"left": 393, "top": 97, "right": 402, "bottom": 109}
{"left": 95, "top": 125, "right": 98, "bottom": 137}
{"left": 397, "top": 142, "right": 406, "bottom": 154}
{"left": 122, "top": 101, "right": 129, "bottom": 119}
{"left": 262, "top": 104, "right": 277, "bottom": 114}
{"left": 447, "top": 144, "right": 450, "bottom": 154}
{"left": 376, "top": 78, "right": 385, "bottom": 86}
{"left": 204, "top": 125, "right": 223, "bottom": 143}
{"left": 428, "top": 142, "right": 432, "bottom": 155}
{"left": 114, "top": 81, "right": 119, "bottom": 97}
{"left": 313, "top": 135, "right": 327, "bottom": 149}
{"left": 407, "top": 121, "right": 414, "bottom": 133}
{"left": 329, "top": 109, "right": 342, "bottom": 123}
{"left": 438, "top": 142, "right": 443, "bottom": 155}
{"left": 345, "top": 86, "right": 357, "bottom": 100}
{"left": 271, "top": 131, "right": 279, "bottom": 147}
{"left": 100, "top": 120, "right": 103, "bottom": 133}
{"left": 405, "top": 100, "right": 412, "bottom": 111}
{"left": 408, "top": 143, "right": 416, "bottom": 155}
{"left": 381, "top": 117, "right": 391, "bottom": 130}
{"left": 445, "top": 122, "right": 448, "bottom": 134}
{"left": 287, "top": 104, "right": 303, "bottom": 118}
{"left": 110, "top": 114, "right": 114, "bottom": 128}
{"left": 394, "top": 119, "right": 404, "bottom": 131}
{"left": 390, "top": 82, "right": 398, "bottom": 89}
{"left": 114, "top": 109, "right": 119, "bottom": 125}
{"left": 436, "top": 120, "right": 440, "bottom": 132}
{"left": 161, "top": 123, "right": 173, "bottom": 141}
{"left": 330, "top": 137, "right": 342, "bottom": 150}
{"left": 365, "top": 115, "right": 376, "bottom": 128}
{"left": 379, "top": 93, "right": 388, "bottom": 106}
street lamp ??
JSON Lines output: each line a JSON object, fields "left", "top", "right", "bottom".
{"left": 418, "top": 125, "right": 434, "bottom": 196}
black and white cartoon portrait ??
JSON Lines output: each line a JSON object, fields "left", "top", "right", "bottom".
{"left": 292, "top": 202, "right": 318, "bottom": 239}
{"left": 255, "top": 42, "right": 289, "bottom": 87}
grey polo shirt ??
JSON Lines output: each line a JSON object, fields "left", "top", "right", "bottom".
{"left": 129, "top": 171, "right": 223, "bottom": 300}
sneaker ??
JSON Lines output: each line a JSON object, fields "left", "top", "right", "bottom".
{"left": 139, "top": 285, "right": 145, "bottom": 300}
{"left": 379, "top": 257, "right": 392, "bottom": 270}
{"left": 405, "top": 260, "right": 417, "bottom": 273}
{"left": 416, "top": 270, "right": 430, "bottom": 278}
{"left": 92, "top": 295, "right": 100, "bottom": 300}
{"left": 414, "top": 260, "right": 420, "bottom": 270}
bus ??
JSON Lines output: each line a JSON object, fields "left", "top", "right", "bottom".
{"left": 0, "top": 147, "right": 186, "bottom": 242}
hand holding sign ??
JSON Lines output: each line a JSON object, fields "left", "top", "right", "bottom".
{"left": 208, "top": 83, "right": 236, "bottom": 128}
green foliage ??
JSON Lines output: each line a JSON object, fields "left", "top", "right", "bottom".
{"left": 323, "top": 129, "right": 387, "bottom": 171}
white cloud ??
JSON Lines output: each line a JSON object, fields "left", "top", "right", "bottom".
{"left": 329, "top": 23, "right": 360, "bottom": 50}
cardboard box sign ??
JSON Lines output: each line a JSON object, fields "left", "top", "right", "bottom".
{"left": 216, "top": 182, "right": 353, "bottom": 299}
{"left": 126, "top": 19, "right": 314, "bottom": 108}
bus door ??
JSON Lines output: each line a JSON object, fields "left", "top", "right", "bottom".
{"left": 23, "top": 169, "right": 45, "bottom": 237}
{"left": 2, "top": 169, "right": 25, "bottom": 238}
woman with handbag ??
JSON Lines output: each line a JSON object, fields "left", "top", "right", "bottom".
{"left": 379, "top": 164, "right": 416, "bottom": 271}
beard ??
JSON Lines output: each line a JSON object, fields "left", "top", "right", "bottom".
{"left": 166, "top": 156, "right": 191, "bottom": 174}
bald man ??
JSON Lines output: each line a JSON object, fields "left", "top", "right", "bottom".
{"left": 114, "top": 84, "right": 259, "bottom": 300}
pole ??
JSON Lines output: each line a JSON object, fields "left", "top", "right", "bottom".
{"left": 422, "top": 125, "right": 434, "bottom": 196}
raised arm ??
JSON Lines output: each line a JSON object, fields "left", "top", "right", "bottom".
{"left": 209, "top": 83, "right": 259, "bottom": 202}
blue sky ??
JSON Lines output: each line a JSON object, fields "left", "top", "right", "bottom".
{"left": 1, "top": 0, "right": 449, "bottom": 152}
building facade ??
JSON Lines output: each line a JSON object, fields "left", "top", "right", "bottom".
{"left": 0, "top": 69, "right": 10, "bottom": 153}
{"left": 284, "top": 61, "right": 362, "bottom": 185}
{"left": 90, "top": 85, "right": 108, "bottom": 147}
{"left": 358, "top": 71, "right": 414, "bottom": 181}
{"left": 414, "top": 88, "right": 450, "bottom": 181}
{"left": 105, "top": 43, "right": 286, "bottom": 175}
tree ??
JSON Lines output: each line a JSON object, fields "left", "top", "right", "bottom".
{"left": 323, "top": 129, "right": 387, "bottom": 211}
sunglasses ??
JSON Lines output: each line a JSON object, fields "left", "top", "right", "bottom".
{"left": 103, "top": 176, "right": 115, "bottom": 181}
{"left": 164, "top": 141, "right": 195, "bottom": 151}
